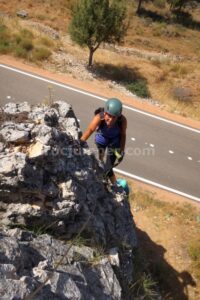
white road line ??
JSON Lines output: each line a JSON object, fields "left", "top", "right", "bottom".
{"left": 114, "top": 168, "right": 200, "bottom": 203}
{"left": 188, "top": 157, "right": 193, "bottom": 161}
{"left": 131, "top": 138, "right": 136, "bottom": 141}
{"left": 149, "top": 144, "right": 154, "bottom": 148}
{"left": 1, "top": 63, "right": 200, "bottom": 134}
{"left": 169, "top": 150, "right": 174, "bottom": 154}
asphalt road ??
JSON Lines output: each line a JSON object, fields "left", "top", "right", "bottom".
{"left": 0, "top": 64, "right": 200, "bottom": 202}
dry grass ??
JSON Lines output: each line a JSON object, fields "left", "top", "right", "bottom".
{"left": 1, "top": 1, "right": 200, "bottom": 120}
{"left": 0, "top": 17, "right": 57, "bottom": 63}
{"left": 129, "top": 184, "right": 200, "bottom": 300}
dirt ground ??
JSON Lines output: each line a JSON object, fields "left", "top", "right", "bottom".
{"left": 0, "top": 55, "right": 200, "bottom": 299}
{"left": 128, "top": 180, "right": 200, "bottom": 299}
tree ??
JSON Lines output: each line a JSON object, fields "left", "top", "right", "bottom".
{"left": 136, "top": 0, "right": 144, "bottom": 14}
{"left": 69, "top": 0, "right": 127, "bottom": 67}
{"left": 168, "top": 0, "right": 189, "bottom": 12}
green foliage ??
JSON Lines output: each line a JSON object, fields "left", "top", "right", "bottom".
{"left": 126, "top": 80, "right": 150, "bottom": 98}
{"left": 19, "top": 38, "right": 34, "bottom": 51}
{"left": 14, "top": 46, "right": 29, "bottom": 59}
{"left": 31, "top": 46, "right": 52, "bottom": 61}
{"left": 0, "top": 20, "right": 53, "bottom": 62}
{"left": 69, "top": 0, "right": 127, "bottom": 66}
{"left": 20, "top": 28, "right": 34, "bottom": 39}
{"left": 0, "top": 24, "right": 11, "bottom": 54}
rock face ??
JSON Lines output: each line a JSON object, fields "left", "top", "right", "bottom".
{"left": 0, "top": 101, "right": 137, "bottom": 299}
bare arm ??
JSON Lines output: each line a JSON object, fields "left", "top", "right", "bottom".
{"left": 120, "top": 115, "right": 127, "bottom": 153}
{"left": 80, "top": 114, "right": 101, "bottom": 142}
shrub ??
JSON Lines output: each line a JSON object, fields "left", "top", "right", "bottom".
{"left": 14, "top": 34, "right": 22, "bottom": 45}
{"left": 37, "top": 36, "right": 54, "bottom": 48}
{"left": 20, "top": 28, "right": 34, "bottom": 39}
{"left": 31, "top": 46, "right": 51, "bottom": 61}
{"left": 20, "top": 38, "right": 34, "bottom": 51}
{"left": 170, "top": 64, "right": 188, "bottom": 76}
{"left": 0, "top": 24, "right": 11, "bottom": 54}
{"left": 126, "top": 80, "right": 150, "bottom": 98}
{"left": 14, "top": 46, "right": 28, "bottom": 59}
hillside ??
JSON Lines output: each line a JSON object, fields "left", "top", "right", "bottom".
{"left": 0, "top": 0, "right": 200, "bottom": 120}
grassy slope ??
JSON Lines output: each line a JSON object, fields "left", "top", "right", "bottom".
{"left": 0, "top": 0, "right": 200, "bottom": 120}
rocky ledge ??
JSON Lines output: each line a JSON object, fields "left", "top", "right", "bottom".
{"left": 0, "top": 101, "right": 137, "bottom": 299}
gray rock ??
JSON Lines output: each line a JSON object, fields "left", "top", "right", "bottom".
{"left": 16, "top": 10, "right": 28, "bottom": 18}
{"left": 0, "top": 264, "right": 17, "bottom": 279}
{"left": 53, "top": 101, "right": 72, "bottom": 118}
{"left": 0, "top": 101, "right": 137, "bottom": 299}
{"left": 3, "top": 102, "right": 17, "bottom": 114}
{"left": 18, "top": 102, "right": 31, "bottom": 113}
{"left": 0, "top": 142, "right": 4, "bottom": 152}
{"left": 28, "top": 104, "right": 48, "bottom": 122}
{"left": 0, "top": 122, "right": 30, "bottom": 144}
{"left": 0, "top": 230, "right": 122, "bottom": 299}
{"left": 44, "top": 108, "right": 59, "bottom": 127}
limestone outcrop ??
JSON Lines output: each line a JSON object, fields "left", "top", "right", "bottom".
{"left": 0, "top": 101, "right": 137, "bottom": 299}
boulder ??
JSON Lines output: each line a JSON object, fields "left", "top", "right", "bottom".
{"left": 0, "top": 100, "right": 137, "bottom": 299}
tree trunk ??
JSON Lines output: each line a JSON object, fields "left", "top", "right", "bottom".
{"left": 88, "top": 48, "right": 94, "bottom": 67}
{"left": 177, "top": 1, "right": 184, "bottom": 13}
{"left": 136, "top": 0, "right": 143, "bottom": 14}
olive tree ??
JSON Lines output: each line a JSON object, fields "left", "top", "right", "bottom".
{"left": 69, "top": 0, "right": 127, "bottom": 67}
{"left": 168, "top": 0, "right": 189, "bottom": 12}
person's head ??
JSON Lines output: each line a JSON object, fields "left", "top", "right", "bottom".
{"left": 104, "top": 98, "right": 122, "bottom": 127}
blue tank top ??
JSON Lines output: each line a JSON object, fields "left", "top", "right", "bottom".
{"left": 95, "top": 117, "right": 120, "bottom": 147}
{"left": 98, "top": 122, "right": 120, "bottom": 139}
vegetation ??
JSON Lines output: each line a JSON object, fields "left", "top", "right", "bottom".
{"left": 0, "top": 0, "right": 200, "bottom": 119}
{"left": 69, "top": 0, "right": 127, "bottom": 66}
{"left": 129, "top": 250, "right": 159, "bottom": 298}
{"left": 0, "top": 19, "right": 53, "bottom": 62}
{"left": 126, "top": 80, "right": 150, "bottom": 98}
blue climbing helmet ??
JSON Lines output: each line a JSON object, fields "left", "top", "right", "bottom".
{"left": 105, "top": 98, "right": 122, "bottom": 117}
{"left": 117, "top": 178, "right": 130, "bottom": 195}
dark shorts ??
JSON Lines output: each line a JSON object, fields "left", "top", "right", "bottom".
{"left": 96, "top": 142, "right": 120, "bottom": 178}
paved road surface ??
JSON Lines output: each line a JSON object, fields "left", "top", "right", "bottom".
{"left": 0, "top": 64, "right": 200, "bottom": 202}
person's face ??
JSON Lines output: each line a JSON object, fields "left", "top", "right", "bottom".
{"left": 104, "top": 112, "right": 118, "bottom": 127}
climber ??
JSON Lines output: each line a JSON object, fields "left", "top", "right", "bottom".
{"left": 80, "top": 98, "right": 127, "bottom": 185}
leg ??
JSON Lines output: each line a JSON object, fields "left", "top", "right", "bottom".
{"left": 106, "top": 147, "right": 117, "bottom": 184}
{"left": 96, "top": 143, "right": 106, "bottom": 161}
